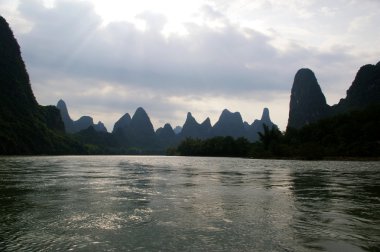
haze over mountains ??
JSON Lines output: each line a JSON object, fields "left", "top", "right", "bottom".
{"left": 0, "top": 14, "right": 379, "bottom": 156}
{"left": 57, "top": 100, "right": 107, "bottom": 133}
{"left": 57, "top": 100, "right": 278, "bottom": 150}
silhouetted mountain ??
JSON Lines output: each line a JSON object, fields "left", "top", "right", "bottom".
{"left": 156, "top": 123, "right": 177, "bottom": 147}
{"left": 93, "top": 121, "right": 107, "bottom": 132}
{"left": 211, "top": 109, "right": 245, "bottom": 138}
{"left": 247, "top": 108, "right": 277, "bottom": 142}
{"left": 116, "top": 107, "right": 158, "bottom": 149}
{"left": 288, "top": 63, "right": 380, "bottom": 129}
{"left": 112, "top": 113, "right": 131, "bottom": 133}
{"left": 130, "top": 107, "right": 155, "bottom": 135}
{"left": 180, "top": 112, "right": 205, "bottom": 139}
{"left": 0, "top": 17, "right": 36, "bottom": 111}
{"left": 56, "top": 99, "right": 108, "bottom": 133}
{"left": 287, "top": 68, "right": 330, "bottom": 129}
{"left": 157, "top": 123, "right": 175, "bottom": 138}
{"left": 57, "top": 99, "right": 75, "bottom": 132}
{"left": 171, "top": 104, "right": 380, "bottom": 159}
{"left": 260, "top": 108, "right": 272, "bottom": 125}
{"left": 200, "top": 118, "right": 212, "bottom": 137}
{"left": 75, "top": 116, "right": 93, "bottom": 132}
{"left": 176, "top": 108, "right": 278, "bottom": 142}
{"left": 74, "top": 126, "right": 118, "bottom": 153}
{"left": 334, "top": 62, "right": 380, "bottom": 113}
{"left": 0, "top": 16, "right": 83, "bottom": 154}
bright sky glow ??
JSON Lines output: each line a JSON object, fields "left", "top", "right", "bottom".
{"left": 1, "top": 0, "right": 379, "bottom": 131}
{"left": 92, "top": 0, "right": 205, "bottom": 34}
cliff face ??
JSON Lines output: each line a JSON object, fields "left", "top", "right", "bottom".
{"left": 0, "top": 16, "right": 80, "bottom": 154}
{"left": 287, "top": 68, "right": 330, "bottom": 129}
{"left": 287, "top": 63, "right": 380, "bottom": 129}
{"left": 0, "top": 16, "right": 37, "bottom": 113}
{"left": 57, "top": 99, "right": 75, "bottom": 132}
{"left": 334, "top": 62, "right": 380, "bottom": 113}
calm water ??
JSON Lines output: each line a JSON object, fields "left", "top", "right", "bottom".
{"left": 0, "top": 156, "right": 379, "bottom": 251}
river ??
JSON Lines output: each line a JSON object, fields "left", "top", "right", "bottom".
{"left": 0, "top": 156, "right": 379, "bottom": 251}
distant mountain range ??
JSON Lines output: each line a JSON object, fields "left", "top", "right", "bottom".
{"left": 57, "top": 100, "right": 107, "bottom": 133}
{"left": 0, "top": 14, "right": 379, "bottom": 156}
{"left": 57, "top": 100, "right": 277, "bottom": 150}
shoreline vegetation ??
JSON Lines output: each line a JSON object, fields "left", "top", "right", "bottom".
{"left": 168, "top": 105, "right": 380, "bottom": 160}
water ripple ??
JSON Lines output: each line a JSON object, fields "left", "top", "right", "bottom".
{"left": 0, "top": 156, "right": 379, "bottom": 251}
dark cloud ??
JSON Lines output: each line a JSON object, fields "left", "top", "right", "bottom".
{"left": 6, "top": 0, "right": 371, "bottom": 130}
{"left": 17, "top": 0, "right": 354, "bottom": 97}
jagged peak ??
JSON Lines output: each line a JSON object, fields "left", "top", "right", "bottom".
{"left": 186, "top": 112, "right": 194, "bottom": 119}
{"left": 57, "top": 99, "right": 68, "bottom": 111}
{"left": 94, "top": 121, "right": 108, "bottom": 132}
{"left": 288, "top": 67, "right": 329, "bottom": 129}
{"left": 112, "top": 112, "right": 132, "bottom": 132}
{"left": 156, "top": 123, "right": 175, "bottom": 138}
{"left": 218, "top": 109, "right": 243, "bottom": 122}
{"left": 201, "top": 117, "right": 211, "bottom": 126}
{"left": 261, "top": 108, "right": 271, "bottom": 122}
{"left": 56, "top": 99, "right": 73, "bottom": 123}
{"left": 220, "top": 108, "right": 232, "bottom": 116}
{"left": 184, "top": 112, "right": 199, "bottom": 125}
{"left": 131, "top": 107, "right": 153, "bottom": 125}
{"left": 292, "top": 68, "right": 320, "bottom": 89}
{"left": 134, "top": 107, "right": 147, "bottom": 115}
{"left": 119, "top": 113, "right": 132, "bottom": 122}
{"left": 57, "top": 99, "right": 66, "bottom": 106}
{"left": 132, "top": 107, "right": 152, "bottom": 123}
{"left": 163, "top": 123, "right": 173, "bottom": 129}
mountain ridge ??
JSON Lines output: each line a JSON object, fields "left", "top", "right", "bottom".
{"left": 0, "top": 16, "right": 83, "bottom": 154}
{"left": 57, "top": 99, "right": 107, "bottom": 133}
{"left": 288, "top": 62, "right": 380, "bottom": 129}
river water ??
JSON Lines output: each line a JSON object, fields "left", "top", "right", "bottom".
{"left": 0, "top": 156, "right": 379, "bottom": 251}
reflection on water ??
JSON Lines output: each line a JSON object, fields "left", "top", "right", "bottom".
{"left": 290, "top": 163, "right": 380, "bottom": 252}
{"left": 0, "top": 156, "right": 379, "bottom": 251}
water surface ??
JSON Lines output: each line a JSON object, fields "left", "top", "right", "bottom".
{"left": 0, "top": 156, "right": 379, "bottom": 251}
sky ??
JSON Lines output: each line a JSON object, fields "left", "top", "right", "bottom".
{"left": 1, "top": 0, "right": 379, "bottom": 131}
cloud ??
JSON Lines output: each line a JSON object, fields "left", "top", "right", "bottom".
{"left": 1, "top": 0, "right": 378, "bottom": 130}
{"left": 17, "top": 0, "right": 353, "bottom": 97}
